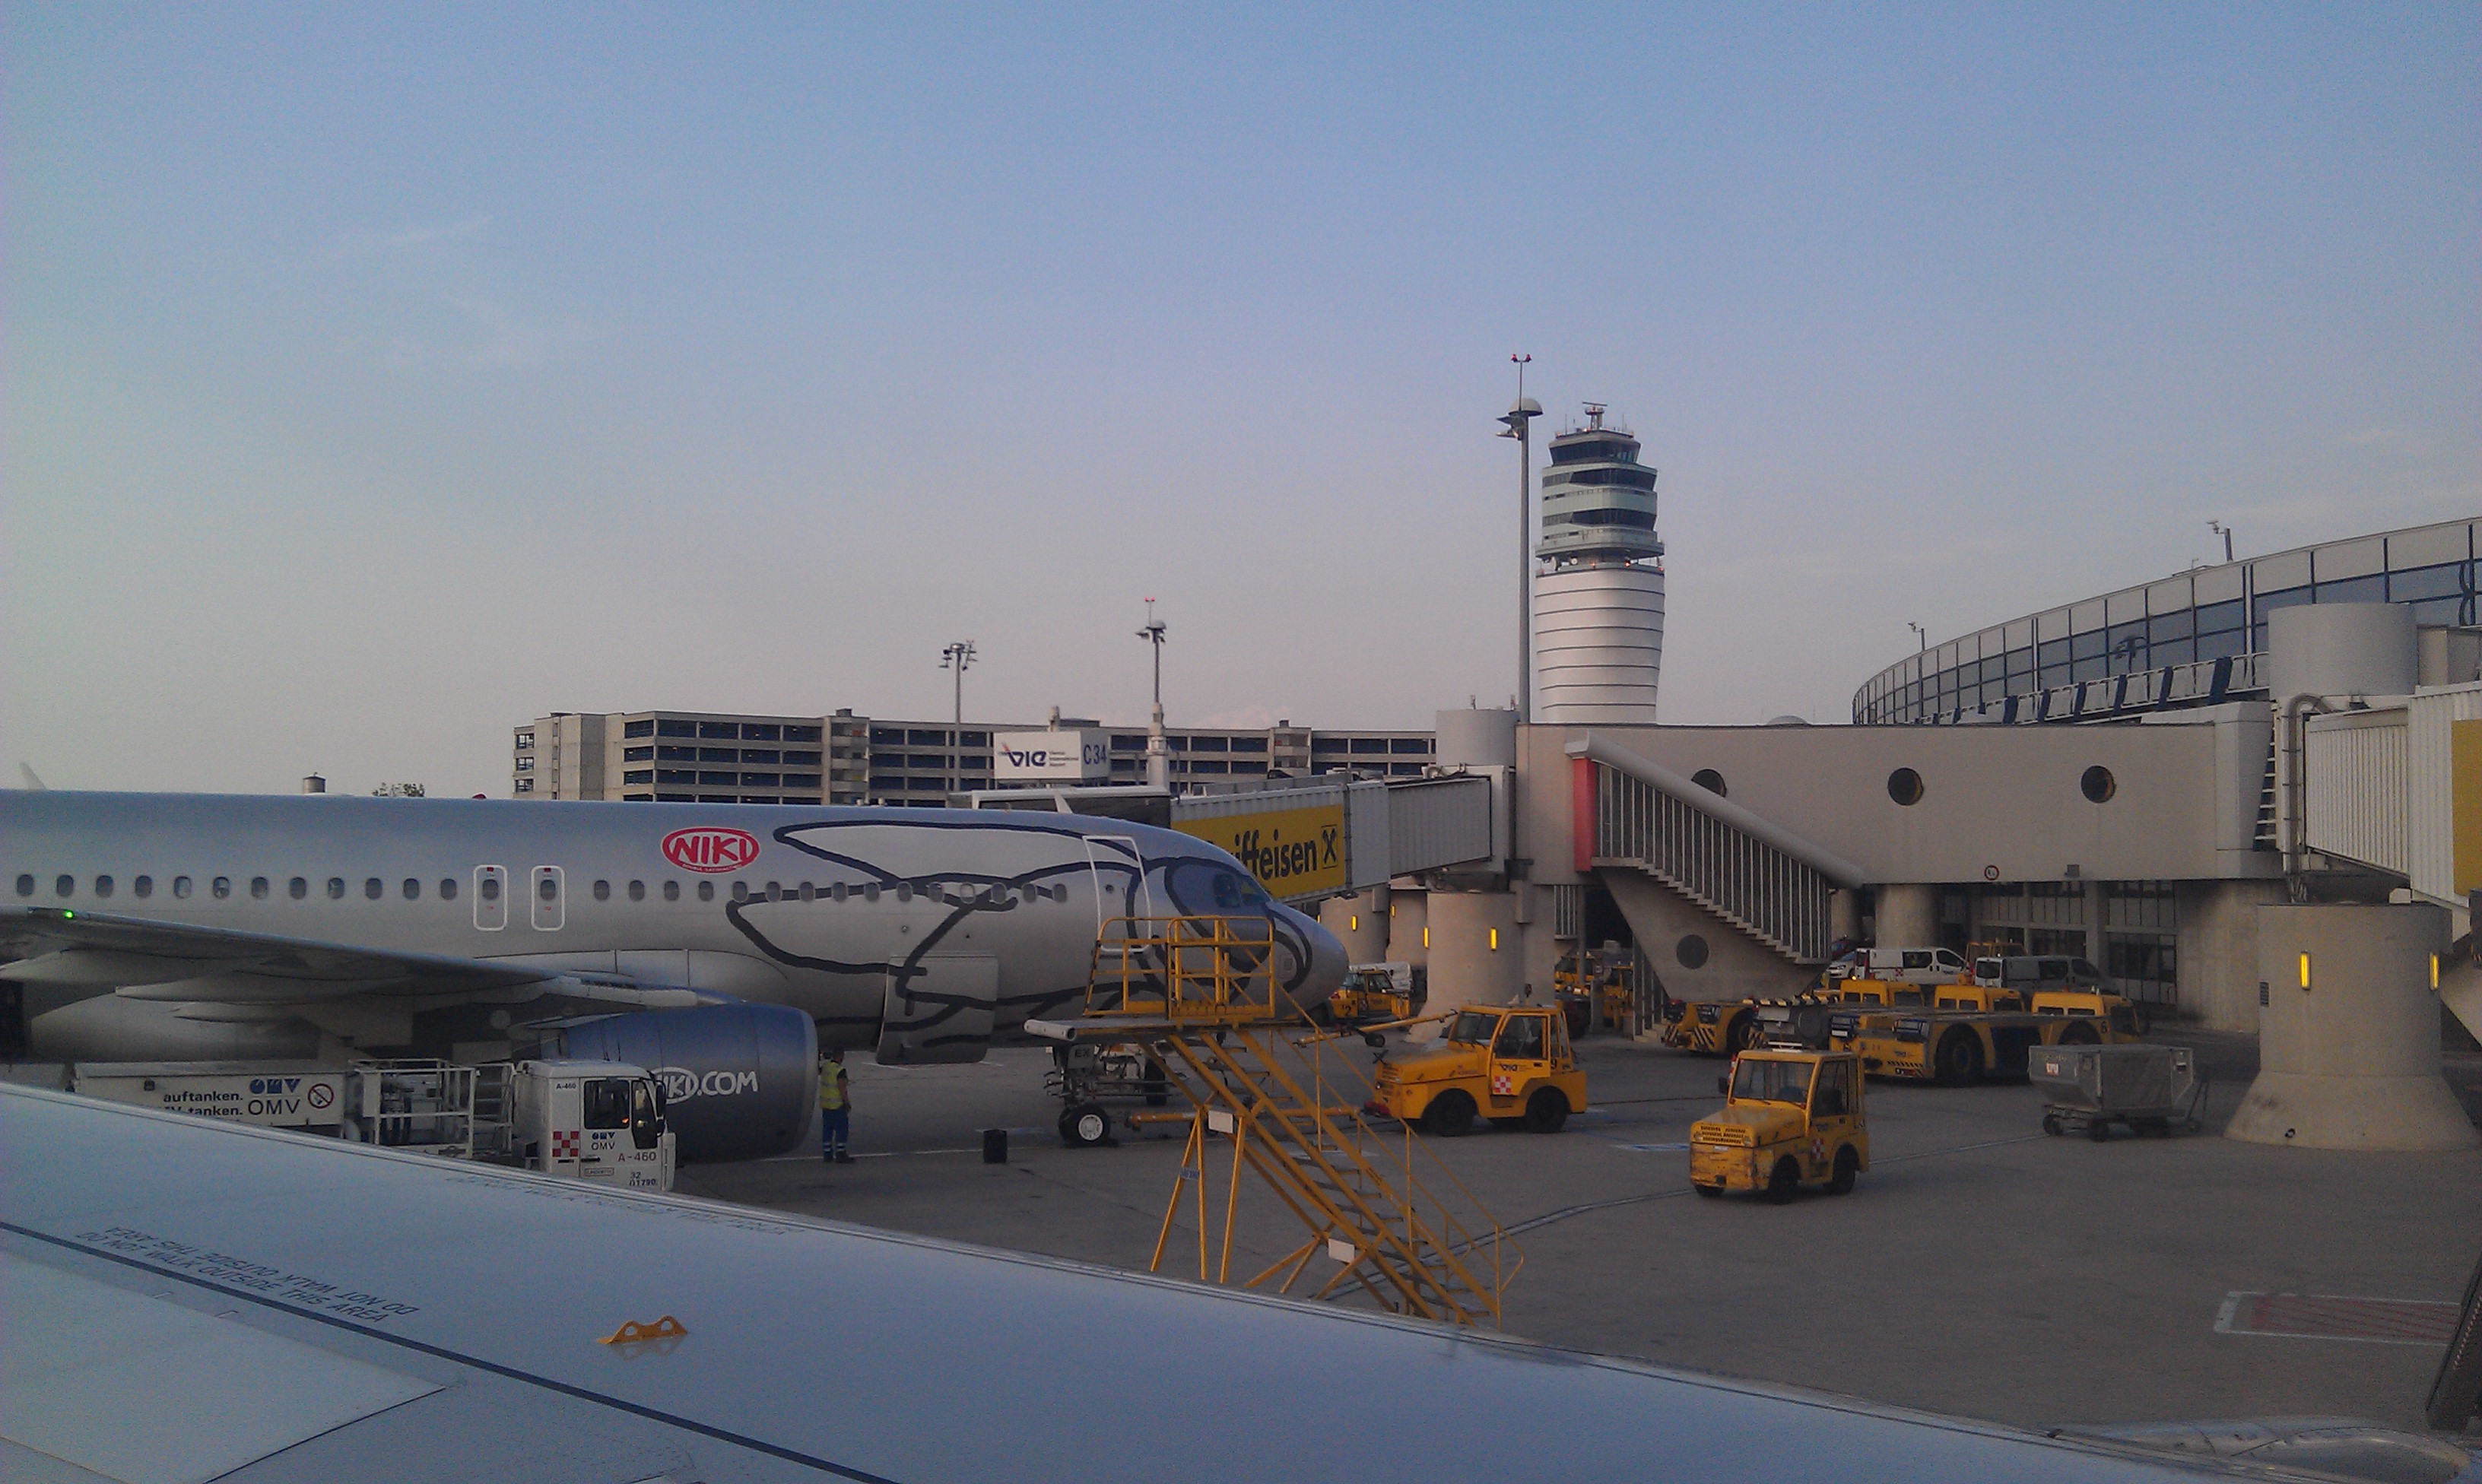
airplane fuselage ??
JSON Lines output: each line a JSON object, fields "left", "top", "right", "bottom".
{"left": 1, "top": 791, "right": 1344, "bottom": 1063}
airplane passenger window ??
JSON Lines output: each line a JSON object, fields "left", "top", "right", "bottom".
{"left": 213, "top": 877, "right": 231, "bottom": 899}
{"left": 479, "top": 877, "right": 500, "bottom": 902}
{"left": 402, "top": 879, "right": 420, "bottom": 900}
{"left": 830, "top": 882, "right": 848, "bottom": 902}
{"left": 94, "top": 876, "right": 114, "bottom": 898}
{"left": 363, "top": 877, "right": 382, "bottom": 900}
{"left": 134, "top": 876, "right": 153, "bottom": 899}
{"left": 440, "top": 877, "right": 459, "bottom": 901}
{"left": 798, "top": 882, "right": 814, "bottom": 902}
{"left": 14, "top": 875, "right": 32, "bottom": 897}
{"left": 537, "top": 876, "right": 557, "bottom": 902}
{"left": 172, "top": 877, "right": 191, "bottom": 899}
{"left": 732, "top": 881, "right": 750, "bottom": 902}
{"left": 765, "top": 881, "right": 781, "bottom": 901}
{"left": 696, "top": 881, "right": 714, "bottom": 902}
{"left": 662, "top": 880, "right": 679, "bottom": 902}
{"left": 326, "top": 877, "right": 346, "bottom": 899}
{"left": 54, "top": 875, "right": 73, "bottom": 898}
{"left": 592, "top": 880, "right": 610, "bottom": 901}
{"left": 289, "top": 877, "right": 307, "bottom": 899}
{"left": 894, "top": 883, "right": 911, "bottom": 902}
{"left": 250, "top": 877, "right": 269, "bottom": 899}
{"left": 864, "top": 883, "right": 880, "bottom": 902}
{"left": 627, "top": 880, "right": 645, "bottom": 902}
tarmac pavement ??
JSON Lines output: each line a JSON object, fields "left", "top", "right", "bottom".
{"left": 680, "top": 1029, "right": 2482, "bottom": 1434}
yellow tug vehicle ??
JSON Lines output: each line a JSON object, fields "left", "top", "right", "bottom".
{"left": 1690, "top": 1047, "right": 1869, "bottom": 1203}
{"left": 1363, "top": 1004, "right": 1586, "bottom": 1137}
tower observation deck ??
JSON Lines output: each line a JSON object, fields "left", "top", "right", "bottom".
{"left": 1533, "top": 404, "right": 1665, "bottom": 724}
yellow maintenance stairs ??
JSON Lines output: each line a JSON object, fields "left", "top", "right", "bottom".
{"left": 1030, "top": 915, "right": 1520, "bottom": 1327}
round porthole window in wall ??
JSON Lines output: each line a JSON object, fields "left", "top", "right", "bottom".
{"left": 1676, "top": 934, "right": 1710, "bottom": 969}
{"left": 1887, "top": 767, "right": 1925, "bottom": 806}
{"left": 1691, "top": 769, "right": 1727, "bottom": 797}
{"left": 2080, "top": 765, "right": 2117, "bottom": 804}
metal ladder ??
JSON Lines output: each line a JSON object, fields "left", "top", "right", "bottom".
{"left": 1081, "top": 916, "right": 1518, "bottom": 1327}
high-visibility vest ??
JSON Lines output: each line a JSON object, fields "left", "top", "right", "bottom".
{"left": 820, "top": 1064, "right": 848, "bottom": 1111}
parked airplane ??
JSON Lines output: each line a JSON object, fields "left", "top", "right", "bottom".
{"left": 0, "top": 791, "right": 1347, "bottom": 1159}
{"left": 0, "top": 1083, "right": 2339, "bottom": 1483}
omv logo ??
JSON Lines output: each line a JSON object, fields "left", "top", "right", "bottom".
{"left": 662, "top": 826, "right": 760, "bottom": 874}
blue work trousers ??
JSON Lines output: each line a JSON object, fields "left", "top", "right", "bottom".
{"left": 820, "top": 1108, "right": 850, "bottom": 1158}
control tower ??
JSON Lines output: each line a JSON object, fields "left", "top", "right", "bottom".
{"left": 1533, "top": 404, "right": 1665, "bottom": 723}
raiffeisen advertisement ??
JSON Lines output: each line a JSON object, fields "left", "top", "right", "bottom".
{"left": 1177, "top": 804, "right": 1347, "bottom": 898}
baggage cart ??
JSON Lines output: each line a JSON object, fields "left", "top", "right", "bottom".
{"left": 2030, "top": 1043, "right": 2207, "bottom": 1141}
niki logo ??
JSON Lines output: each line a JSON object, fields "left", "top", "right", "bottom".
{"left": 662, "top": 826, "right": 760, "bottom": 874}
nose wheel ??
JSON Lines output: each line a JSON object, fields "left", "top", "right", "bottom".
{"left": 1059, "top": 1102, "right": 1113, "bottom": 1147}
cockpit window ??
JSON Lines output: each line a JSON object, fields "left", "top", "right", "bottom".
{"left": 1208, "top": 869, "right": 1270, "bottom": 909}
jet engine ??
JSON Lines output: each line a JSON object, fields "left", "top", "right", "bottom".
{"left": 545, "top": 1003, "right": 817, "bottom": 1163}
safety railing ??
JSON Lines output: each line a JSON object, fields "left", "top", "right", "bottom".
{"left": 1589, "top": 762, "right": 1836, "bottom": 962}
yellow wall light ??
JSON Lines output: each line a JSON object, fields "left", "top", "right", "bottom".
{"left": 1488, "top": 928, "right": 1500, "bottom": 951}
{"left": 2298, "top": 952, "right": 2312, "bottom": 991}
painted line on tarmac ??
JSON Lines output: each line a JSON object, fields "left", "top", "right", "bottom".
{"left": 1498, "top": 1131, "right": 2049, "bottom": 1238}
{"left": 1610, "top": 1142, "right": 1691, "bottom": 1153}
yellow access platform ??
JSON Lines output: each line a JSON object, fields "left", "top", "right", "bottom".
{"left": 1029, "top": 915, "right": 1520, "bottom": 1328}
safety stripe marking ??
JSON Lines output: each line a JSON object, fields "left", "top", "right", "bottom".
{"left": 2214, "top": 1291, "right": 2458, "bottom": 1346}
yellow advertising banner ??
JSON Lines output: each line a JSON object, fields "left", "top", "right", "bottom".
{"left": 2455, "top": 718, "right": 2482, "bottom": 898}
{"left": 1176, "top": 804, "right": 1347, "bottom": 899}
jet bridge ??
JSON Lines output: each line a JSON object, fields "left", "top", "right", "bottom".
{"left": 966, "top": 774, "right": 1497, "bottom": 905}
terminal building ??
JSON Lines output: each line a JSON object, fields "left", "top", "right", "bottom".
{"left": 1309, "top": 515, "right": 2480, "bottom": 1043}
{"left": 512, "top": 710, "right": 1436, "bottom": 807}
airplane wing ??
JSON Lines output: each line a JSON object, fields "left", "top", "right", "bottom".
{"left": 0, "top": 1084, "right": 2255, "bottom": 1484}
{"left": 0, "top": 906, "right": 709, "bottom": 1010}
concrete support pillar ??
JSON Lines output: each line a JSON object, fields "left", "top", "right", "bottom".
{"left": 1830, "top": 889, "right": 1862, "bottom": 947}
{"left": 1385, "top": 889, "right": 1428, "bottom": 969}
{"left": 1873, "top": 883, "right": 1940, "bottom": 947}
{"left": 1316, "top": 888, "right": 1391, "bottom": 966}
{"left": 2226, "top": 902, "right": 2477, "bottom": 1151}
{"left": 2176, "top": 880, "right": 2290, "bottom": 1031}
{"left": 1420, "top": 891, "right": 1522, "bottom": 1032}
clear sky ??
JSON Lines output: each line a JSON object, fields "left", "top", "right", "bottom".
{"left": 7, "top": 5, "right": 2476, "bottom": 796}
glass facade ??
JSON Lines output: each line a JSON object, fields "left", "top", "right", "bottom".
{"left": 1852, "top": 519, "right": 2477, "bottom": 725}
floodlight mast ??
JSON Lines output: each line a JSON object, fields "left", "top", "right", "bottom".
{"left": 940, "top": 639, "right": 977, "bottom": 796}
{"left": 1137, "top": 600, "right": 1169, "bottom": 789}
{"left": 1498, "top": 356, "right": 1543, "bottom": 721}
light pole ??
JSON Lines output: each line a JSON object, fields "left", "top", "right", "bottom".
{"left": 2207, "top": 520, "right": 2234, "bottom": 564}
{"left": 1136, "top": 600, "right": 1169, "bottom": 789}
{"left": 1496, "top": 355, "right": 1543, "bottom": 721}
{"left": 1907, "top": 620, "right": 1926, "bottom": 652}
{"left": 940, "top": 639, "right": 976, "bottom": 797}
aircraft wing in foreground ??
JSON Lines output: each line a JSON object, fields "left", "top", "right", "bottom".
{"left": 0, "top": 1085, "right": 2303, "bottom": 1483}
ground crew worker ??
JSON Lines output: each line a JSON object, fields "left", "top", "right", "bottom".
{"left": 820, "top": 1048, "right": 852, "bottom": 1164}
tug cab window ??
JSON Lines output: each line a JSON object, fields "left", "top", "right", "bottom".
{"left": 1732, "top": 1058, "right": 1814, "bottom": 1105}
{"left": 583, "top": 1078, "right": 635, "bottom": 1131}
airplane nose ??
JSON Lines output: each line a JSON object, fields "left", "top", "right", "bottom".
{"left": 1284, "top": 906, "right": 1349, "bottom": 1012}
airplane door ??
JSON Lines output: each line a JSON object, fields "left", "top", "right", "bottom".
{"left": 473, "top": 865, "right": 508, "bottom": 931}
{"left": 1083, "top": 836, "right": 1151, "bottom": 934}
{"left": 531, "top": 866, "right": 565, "bottom": 931}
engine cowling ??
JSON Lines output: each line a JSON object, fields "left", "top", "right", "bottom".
{"left": 547, "top": 1004, "right": 817, "bottom": 1163}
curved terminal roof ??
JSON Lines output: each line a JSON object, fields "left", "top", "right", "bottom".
{"left": 1852, "top": 518, "right": 2477, "bottom": 725}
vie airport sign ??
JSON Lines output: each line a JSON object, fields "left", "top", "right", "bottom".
{"left": 995, "top": 730, "right": 1111, "bottom": 783}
